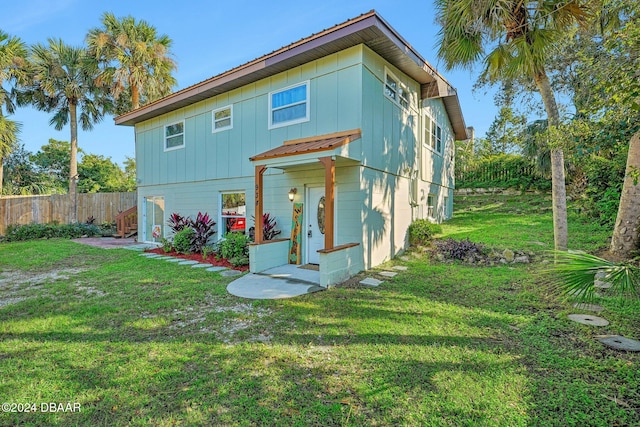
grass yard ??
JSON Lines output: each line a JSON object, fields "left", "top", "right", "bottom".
{"left": 1, "top": 193, "right": 638, "bottom": 426}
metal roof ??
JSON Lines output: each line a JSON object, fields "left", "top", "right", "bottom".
{"left": 250, "top": 129, "right": 362, "bottom": 161}
{"left": 115, "top": 10, "right": 468, "bottom": 140}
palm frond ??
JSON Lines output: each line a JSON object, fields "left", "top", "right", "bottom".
{"left": 549, "top": 250, "right": 640, "bottom": 302}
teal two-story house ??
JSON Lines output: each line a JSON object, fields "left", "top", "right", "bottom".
{"left": 115, "top": 10, "right": 468, "bottom": 287}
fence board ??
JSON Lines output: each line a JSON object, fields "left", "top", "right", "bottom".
{"left": 0, "top": 192, "right": 137, "bottom": 235}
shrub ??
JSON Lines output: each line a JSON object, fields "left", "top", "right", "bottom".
{"left": 435, "top": 238, "right": 484, "bottom": 261}
{"left": 249, "top": 212, "right": 281, "bottom": 241}
{"left": 229, "top": 255, "right": 250, "bottom": 267}
{"left": 167, "top": 213, "right": 189, "bottom": 234}
{"left": 160, "top": 237, "right": 173, "bottom": 253}
{"left": 173, "top": 228, "right": 195, "bottom": 254}
{"left": 408, "top": 219, "right": 442, "bottom": 246}
{"left": 219, "top": 232, "right": 249, "bottom": 260}
{"left": 167, "top": 211, "right": 217, "bottom": 253}
{"left": 3, "top": 222, "right": 101, "bottom": 242}
{"left": 190, "top": 212, "right": 217, "bottom": 253}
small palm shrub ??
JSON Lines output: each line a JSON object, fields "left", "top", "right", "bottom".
{"left": 408, "top": 219, "right": 442, "bottom": 246}
{"left": 551, "top": 251, "right": 639, "bottom": 302}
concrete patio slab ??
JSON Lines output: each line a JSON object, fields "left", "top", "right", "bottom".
{"left": 227, "top": 264, "right": 323, "bottom": 299}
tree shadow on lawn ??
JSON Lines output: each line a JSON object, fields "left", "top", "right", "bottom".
{"left": 2, "top": 273, "right": 638, "bottom": 425}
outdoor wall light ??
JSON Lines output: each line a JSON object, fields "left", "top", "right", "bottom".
{"left": 288, "top": 188, "right": 297, "bottom": 202}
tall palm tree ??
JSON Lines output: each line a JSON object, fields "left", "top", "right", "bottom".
{"left": 18, "top": 39, "right": 110, "bottom": 222}
{"left": 0, "top": 30, "right": 28, "bottom": 193}
{"left": 435, "top": 0, "right": 591, "bottom": 250}
{"left": 86, "top": 12, "right": 177, "bottom": 113}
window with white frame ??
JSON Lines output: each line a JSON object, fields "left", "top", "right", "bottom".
{"left": 165, "top": 121, "right": 184, "bottom": 151}
{"left": 268, "top": 81, "right": 309, "bottom": 129}
{"left": 427, "top": 194, "right": 435, "bottom": 218}
{"left": 384, "top": 69, "right": 410, "bottom": 109}
{"left": 212, "top": 105, "right": 233, "bottom": 133}
{"left": 443, "top": 195, "right": 450, "bottom": 218}
{"left": 425, "top": 115, "right": 443, "bottom": 155}
{"left": 220, "top": 192, "right": 246, "bottom": 235}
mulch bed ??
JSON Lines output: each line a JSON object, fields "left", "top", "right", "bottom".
{"left": 145, "top": 247, "right": 249, "bottom": 271}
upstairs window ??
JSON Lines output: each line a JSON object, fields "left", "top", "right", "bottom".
{"left": 165, "top": 121, "right": 184, "bottom": 151}
{"left": 269, "top": 81, "right": 310, "bottom": 129}
{"left": 384, "top": 69, "right": 410, "bottom": 109}
{"left": 212, "top": 105, "right": 233, "bottom": 133}
{"left": 425, "top": 115, "right": 443, "bottom": 155}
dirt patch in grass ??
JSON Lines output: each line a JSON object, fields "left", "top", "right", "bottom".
{"left": 0, "top": 268, "right": 96, "bottom": 306}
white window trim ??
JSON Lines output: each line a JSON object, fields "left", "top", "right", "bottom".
{"left": 212, "top": 105, "right": 233, "bottom": 133}
{"left": 268, "top": 81, "right": 310, "bottom": 130}
{"left": 427, "top": 193, "right": 436, "bottom": 220}
{"left": 423, "top": 113, "right": 443, "bottom": 156}
{"left": 384, "top": 68, "right": 411, "bottom": 110}
{"left": 219, "top": 191, "right": 247, "bottom": 236}
{"left": 164, "top": 120, "right": 185, "bottom": 152}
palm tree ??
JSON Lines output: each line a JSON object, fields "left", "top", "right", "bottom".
{"left": 17, "top": 38, "right": 110, "bottom": 222}
{"left": 435, "top": 0, "right": 591, "bottom": 250}
{"left": 86, "top": 12, "right": 177, "bottom": 113}
{"left": 0, "top": 30, "right": 27, "bottom": 193}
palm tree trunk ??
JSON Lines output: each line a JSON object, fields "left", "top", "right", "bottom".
{"left": 131, "top": 85, "right": 140, "bottom": 110}
{"left": 610, "top": 131, "right": 640, "bottom": 257}
{"left": 0, "top": 156, "right": 4, "bottom": 194}
{"left": 69, "top": 102, "right": 78, "bottom": 223}
{"left": 534, "top": 71, "right": 568, "bottom": 251}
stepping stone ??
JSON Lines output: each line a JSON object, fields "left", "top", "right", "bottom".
{"left": 206, "top": 266, "right": 228, "bottom": 272}
{"left": 594, "top": 280, "right": 612, "bottom": 289}
{"left": 392, "top": 266, "right": 408, "bottom": 271}
{"left": 378, "top": 271, "right": 398, "bottom": 278}
{"left": 567, "top": 314, "right": 609, "bottom": 326}
{"left": 573, "top": 303, "right": 604, "bottom": 313}
{"left": 400, "top": 256, "right": 410, "bottom": 262}
{"left": 595, "top": 271, "right": 608, "bottom": 279}
{"left": 220, "top": 270, "right": 242, "bottom": 277}
{"left": 165, "top": 258, "right": 182, "bottom": 263}
{"left": 596, "top": 335, "right": 640, "bottom": 352}
{"left": 178, "top": 260, "right": 200, "bottom": 265}
{"left": 360, "top": 277, "right": 383, "bottom": 287}
{"left": 191, "top": 263, "right": 211, "bottom": 268}
{"left": 139, "top": 253, "right": 158, "bottom": 257}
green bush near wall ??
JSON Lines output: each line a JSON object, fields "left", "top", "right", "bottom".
{"left": 3, "top": 223, "right": 101, "bottom": 242}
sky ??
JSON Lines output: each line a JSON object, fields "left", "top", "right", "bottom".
{"left": 2, "top": 0, "right": 501, "bottom": 166}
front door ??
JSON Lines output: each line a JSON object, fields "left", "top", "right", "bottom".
{"left": 306, "top": 187, "right": 325, "bottom": 264}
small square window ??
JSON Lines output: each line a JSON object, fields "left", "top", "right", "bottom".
{"left": 165, "top": 121, "right": 184, "bottom": 151}
{"left": 212, "top": 105, "right": 233, "bottom": 133}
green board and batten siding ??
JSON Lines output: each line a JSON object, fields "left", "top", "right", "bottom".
{"left": 134, "top": 43, "right": 455, "bottom": 266}
{"left": 135, "top": 46, "right": 363, "bottom": 187}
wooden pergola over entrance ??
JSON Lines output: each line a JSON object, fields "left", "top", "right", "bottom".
{"left": 250, "top": 129, "right": 361, "bottom": 251}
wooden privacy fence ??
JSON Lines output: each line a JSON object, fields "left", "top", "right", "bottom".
{"left": 0, "top": 192, "right": 136, "bottom": 235}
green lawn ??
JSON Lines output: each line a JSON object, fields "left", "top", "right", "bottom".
{"left": 1, "top": 193, "right": 638, "bottom": 426}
